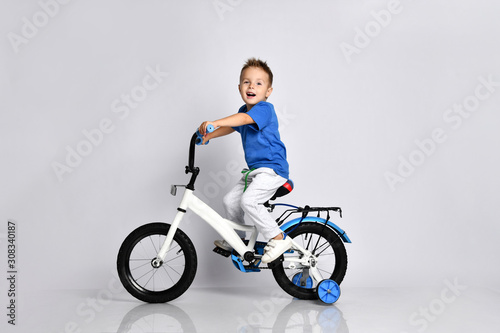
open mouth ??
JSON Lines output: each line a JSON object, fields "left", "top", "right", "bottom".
{"left": 246, "top": 92, "right": 256, "bottom": 97}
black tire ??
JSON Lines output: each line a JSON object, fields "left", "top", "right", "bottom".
{"left": 117, "top": 223, "right": 197, "bottom": 303}
{"left": 271, "top": 223, "right": 348, "bottom": 300}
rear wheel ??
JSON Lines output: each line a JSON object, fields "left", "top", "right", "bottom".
{"left": 271, "top": 223, "right": 347, "bottom": 300}
{"left": 117, "top": 223, "right": 197, "bottom": 303}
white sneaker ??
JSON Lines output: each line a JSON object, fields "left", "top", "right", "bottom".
{"left": 261, "top": 237, "right": 292, "bottom": 263}
{"left": 214, "top": 240, "right": 232, "bottom": 251}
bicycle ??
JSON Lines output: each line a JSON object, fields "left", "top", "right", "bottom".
{"left": 117, "top": 126, "right": 351, "bottom": 304}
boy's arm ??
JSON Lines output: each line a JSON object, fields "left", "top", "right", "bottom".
{"left": 199, "top": 112, "right": 254, "bottom": 143}
{"left": 203, "top": 126, "right": 235, "bottom": 144}
{"left": 200, "top": 113, "right": 254, "bottom": 134}
{"left": 212, "top": 112, "right": 255, "bottom": 129}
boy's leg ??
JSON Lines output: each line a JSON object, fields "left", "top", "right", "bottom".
{"left": 240, "top": 168, "right": 287, "bottom": 240}
{"left": 222, "top": 180, "right": 246, "bottom": 238}
{"left": 240, "top": 168, "right": 293, "bottom": 262}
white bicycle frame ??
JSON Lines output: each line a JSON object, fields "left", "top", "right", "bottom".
{"left": 155, "top": 187, "right": 324, "bottom": 282}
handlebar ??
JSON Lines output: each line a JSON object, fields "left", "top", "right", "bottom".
{"left": 186, "top": 124, "right": 215, "bottom": 190}
{"left": 195, "top": 124, "right": 215, "bottom": 145}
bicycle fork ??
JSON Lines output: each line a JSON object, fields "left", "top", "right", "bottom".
{"left": 152, "top": 191, "right": 192, "bottom": 267}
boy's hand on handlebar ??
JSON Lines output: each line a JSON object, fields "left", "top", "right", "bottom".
{"left": 200, "top": 132, "right": 210, "bottom": 145}
{"left": 196, "top": 121, "right": 218, "bottom": 145}
{"left": 199, "top": 121, "right": 216, "bottom": 138}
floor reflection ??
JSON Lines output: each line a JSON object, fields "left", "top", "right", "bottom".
{"left": 114, "top": 297, "right": 348, "bottom": 333}
{"left": 116, "top": 303, "right": 196, "bottom": 333}
{"left": 270, "top": 299, "right": 349, "bottom": 333}
{"left": 15, "top": 287, "right": 499, "bottom": 333}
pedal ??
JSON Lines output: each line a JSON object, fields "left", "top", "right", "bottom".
{"left": 213, "top": 246, "right": 231, "bottom": 257}
{"left": 253, "top": 241, "right": 268, "bottom": 255}
{"left": 266, "top": 254, "right": 284, "bottom": 269}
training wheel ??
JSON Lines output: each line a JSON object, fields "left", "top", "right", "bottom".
{"left": 316, "top": 279, "right": 340, "bottom": 304}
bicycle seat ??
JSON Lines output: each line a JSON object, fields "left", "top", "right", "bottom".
{"left": 269, "top": 179, "right": 294, "bottom": 201}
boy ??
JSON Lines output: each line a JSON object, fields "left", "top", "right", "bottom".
{"left": 198, "top": 58, "right": 291, "bottom": 264}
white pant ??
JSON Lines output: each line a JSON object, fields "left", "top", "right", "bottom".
{"left": 223, "top": 167, "right": 287, "bottom": 240}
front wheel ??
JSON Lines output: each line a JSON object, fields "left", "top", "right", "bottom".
{"left": 117, "top": 223, "right": 197, "bottom": 303}
{"left": 271, "top": 222, "right": 348, "bottom": 300}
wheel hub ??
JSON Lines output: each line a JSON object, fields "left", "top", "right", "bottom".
{"left": 309, "top": 256, "right": 317, "bottom": 267}
{"left": 151, "top": 258, "right": 163, "bottom": 268}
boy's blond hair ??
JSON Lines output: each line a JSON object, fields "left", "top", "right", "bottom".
{"left": 240, "top": 58, "right": 273, "bottom": 86}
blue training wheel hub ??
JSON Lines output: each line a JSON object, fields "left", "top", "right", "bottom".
{"left": 316, "top": 279, "right": 340, "bottom": 304}
{"left": 292, "top": 273, "right": 313, "bottom": 288}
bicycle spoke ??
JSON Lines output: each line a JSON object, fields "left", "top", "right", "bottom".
{"left": 166, "top": 243, "right": 180, "bottom": 256}
{"left": 315, "top": 241, "right": 331, "bottom": 256}
{"left": 165, "top": 263, "right": 183, "bottom": 276}
{"left": 131, "top": 261, "right": 152, "bottom": 271}
{"left": 305, "top": 233, "right": 313, "bottom": 250}
{"left": 317, "top": 267, "right": 332, "bottom": 276}
{"left": 164, "top": 253, "right": 183, "bottom": 264}
{"left": 149, "top": 236, "right": 159, "bottom": 253}
{"left": 161, "top": 265, "right": 175, "bottom": 284}
{"left": 314, "top": 239, "right": 329, "bottom": 252}
{"left": 138, "top": 240, "right": 150, "bottom": 259}
{"left": 135, "top": 267, "right": 156, "bottom": 283}
{"left": 310, "top": 268, "right": 324, "bottom": 281}
{"left": 143, "top": 266, "right": 161, "bottom": 290}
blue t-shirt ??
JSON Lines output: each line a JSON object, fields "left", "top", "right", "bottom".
{"left": 232, "top": 101, "right": 289, "bottom": 179}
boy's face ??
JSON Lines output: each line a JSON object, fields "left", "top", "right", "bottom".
{"left": 238, "top": 67, "right": 273, "bottom": 108}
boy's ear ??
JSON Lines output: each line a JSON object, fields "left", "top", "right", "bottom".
{"left": 265, "top": 87, "right": 273, "bottom": 98}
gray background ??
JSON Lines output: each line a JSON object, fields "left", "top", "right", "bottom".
{"left": 1, "top": 0, "right": 499, "bottom": 296}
